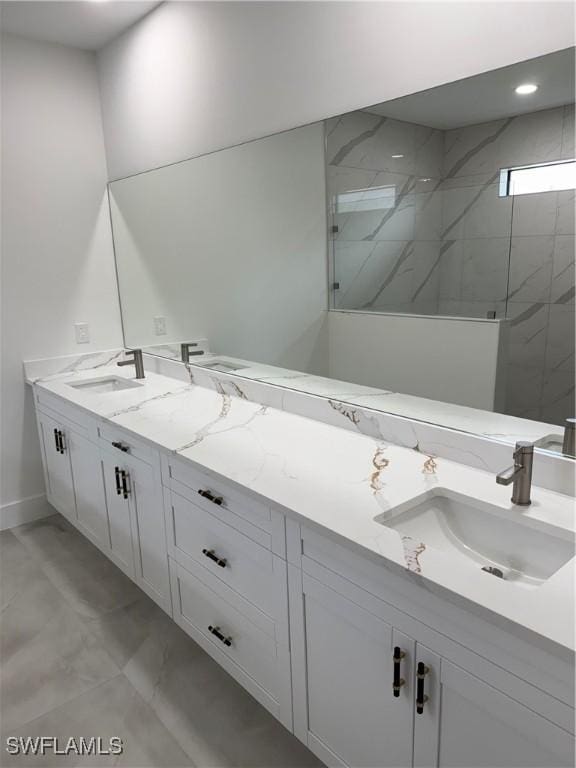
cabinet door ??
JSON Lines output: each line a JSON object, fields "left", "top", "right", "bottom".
{"left": 300, "top": 573, "right": 414, "bottom": 768}
{"left": 415, "top": 652, "right": 575, "bottom": 768}
{"left": 128, "top": 457, "right": 170, "bottom": 611}
{"left": 68, "top": 431, "right": 109, "bottom": 550}
{"left": 101, "top": 453, "right": 135, "bottom": 577}
{"left": 37, "top": 411, "right": 75, "bottom": 520}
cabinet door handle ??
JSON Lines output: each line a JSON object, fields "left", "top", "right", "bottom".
{"left": 208, "top": 625, "right": 232, "bottom": 647}
{"left": 392, "top": 646, "right": 406, "bottom": 697}
{"left": 54, "top": 428, "right": 60, "bottom": 453}
{"left": 121, "top": 470, "right": 131, "bottom": 500}
{"left": 202, "top": 548, "right": 227, "bottom": 568}
{"left": 416, "top": 662, "right": 430, "bottom": 714}
{"left": 198, "top": 489, "right": 223, "bottom": 506}
{"left": 112, "top": 441, "right": 130, "bottom": 453}
{"left": 114, "top": 466, "right": 122, "bottom": 495}
{"left": 58, "top": 430, "right": 66, "bottom": 454}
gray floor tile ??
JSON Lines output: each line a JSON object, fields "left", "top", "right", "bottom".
{"left": 2, "top": 676, "right": 193, "bottom": 767}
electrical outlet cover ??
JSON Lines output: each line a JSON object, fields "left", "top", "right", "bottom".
{"left": 74, "top": 322, "right": 90, "bottom": 344}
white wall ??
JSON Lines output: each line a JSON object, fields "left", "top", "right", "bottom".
{"left": 327, "top": 311, "right": 506, "bottom": 410}
{"left": 97, "top": 1, "right": 575, "bottom": 180}
{"left": 0, "top": 33, "right": 123, "bottom": 525}
{"left": 110, "top": 123, "right": 328, "bottom": 373}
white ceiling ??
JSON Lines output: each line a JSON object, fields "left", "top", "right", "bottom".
{"left": 0, "top": 1, "right": 162, "bottom": 51}
{"left": 365, "top": 48, "right": 575, "bottom": 129}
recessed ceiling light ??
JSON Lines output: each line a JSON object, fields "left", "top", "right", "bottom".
{"left": 515, "top": 83, "right": 538, "bottom": 95}
{"left": 391, "top": 154, "right": 404, "bottom": 159}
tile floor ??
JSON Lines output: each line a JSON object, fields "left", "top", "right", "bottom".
{"left": 0, "top": 514, "right": 323, "bottom": 767}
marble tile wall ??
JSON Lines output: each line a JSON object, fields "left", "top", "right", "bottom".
{"left": 326, "top": 104, "right": 575, "bottom": 424}
{"left": 326, "top": 111, "right": 444, "bottom": 315}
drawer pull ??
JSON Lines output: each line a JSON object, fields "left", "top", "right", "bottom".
{"left": 114, "top": 466, "right": 122, "bottom": 495}
{"left": 54, "top": 428, "right": 60, "bottom": 453}
{"left": 202, "top": 548, "right": 227, "bottom": 568}
{"left": 392, "top": 646, "right": 406, "bottom": 697}
{"left": 112, "top": 440, "right": 130, "bottom": 453}
{"left": 416, "top": 662, "right": 429, "bottom": 714}
{"left": 198, "top": 489, "right": 223, "bottom": 506}
{"left": 121, "top": 470, "right": 131, "bottom": 500}
{"left": 208, "top": 625, "right": 232, "bottom": 647}
{"left": 58, "top": 431, "right": 66, "bottom": 454}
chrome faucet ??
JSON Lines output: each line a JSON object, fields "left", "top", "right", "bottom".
{"left": 181, "top": 342, "right": 205, "bottom": 364}
{"left": 562, "top": 418, "right": 576, "bottom": 458}
{"left": 117, "top": 349, "right": 145, "bottom": 379}
{"left": 496, "top": 441, "right": 534, "bottom": 506}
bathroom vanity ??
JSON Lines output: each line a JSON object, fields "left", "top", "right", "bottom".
{"left": 25, "top": 353, "right": 575, "bottom": 768}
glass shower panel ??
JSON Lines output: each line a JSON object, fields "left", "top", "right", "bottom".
{"left": 326, "top": 116, "right": 514, "bottom": 319}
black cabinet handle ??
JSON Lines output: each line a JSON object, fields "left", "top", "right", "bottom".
{"left": 58, "top": 430, "right": 66, "bottom": 454}
{"left": 121, "top": 470, "right": 130, "bottom": 500}
{"left": 198, "top": 489, "right": 223, "bottom": 506}
{"left": 54, "top": 428, "right": 60, "bottom": 453}
{"left": 114, "top": 466, "right": 122, "bottom": 495}
{"left": 208, "top": 625, "right": 232, "bottom": 647}
{"left": 393, "top": 646, "right": 406, "bottom": 697}
{"left": 112, "top": 441, "right": 130, "bottom": 453}
{"left": 416, "top": 662, "right": 429, "bottom": 714}
{"left": 202, "top": 548, "right": 227, "bottom": 568}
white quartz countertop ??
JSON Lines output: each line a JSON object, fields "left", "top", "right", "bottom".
{"left": 30, "top": 363, "right": 575, "bottom": 653}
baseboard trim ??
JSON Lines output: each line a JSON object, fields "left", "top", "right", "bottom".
{"left": 0, "top": 494, "right": 54, "bottom": 531}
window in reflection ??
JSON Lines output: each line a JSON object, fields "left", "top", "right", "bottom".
{"left": 500, "top": 159, "right": 576, "bottom": 196}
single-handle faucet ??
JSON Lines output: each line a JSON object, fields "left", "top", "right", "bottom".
{"left": 117, "top": 349, "right": 145, "bottom": 379}
{"left": 496, "top": 441, "right": 534, "bottom": 506}
{"left": 181, "top": 342, "right": 205, "bottom": 364}
{"left": 562, "top": 418, "right": 576, "bottom": 458}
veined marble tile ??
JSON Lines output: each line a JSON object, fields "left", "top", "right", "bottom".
{"left": 461, "top": 238, "right": 510, "bottom": 302}
{"left": 337, "top": 187, "right": 415, "bottom": 242}
{"left": 505, "top": 365, "right": 544, "bottom": 420}
{"left": 495, "top": 107, "right": 564, "bottom": 169}
{"left": 413, "top": 189, "right": 443, "bottom": 240}
{"left": 1, "top": 676, "right": 192, "bottom": 767}
{"left": 508, "top": 235, "right": 554, "bottom": 302}
{"left": 463, "top": 183, "right": 512, "bottom": 239}
{"left": 456, "top": 301, "right": 506, "bottom": 319}
{"left": 411, "top": 241, "right": 442, "bottom": 302}
{"left": 551, "top": 235, "right": 575, "bottom": 305}
{"left": 438, "top": 240, "right": 463, "bottom": 300}
{"left": 512, "top": 190, "right": 558, "bottom": 236}
{"left": 545, "top": 304, "right": 576, "bottom": 372}
{"left": 555, "top": 189, "right": 575, "bottom": 236}
{"left": 332, "top": 240, "right": 379, "bottom": 309}
{"left": 507, "top": 301, "right": 550, "bottom": 369}
{"left": 541, "top": 369, "right": 576, "bottom": 427}
{"left": 443, "top": 118, "right": 511, "bottom": 178}
{"left": 358, "top": 241, "right": 415, "bottom": 309}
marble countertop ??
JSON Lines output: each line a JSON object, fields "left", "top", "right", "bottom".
{"left": 28, "top": 361, "right": 575, "bottom": 653}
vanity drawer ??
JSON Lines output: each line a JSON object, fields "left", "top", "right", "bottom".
{"left": 98, "top": 423, "right": 157, "bottom": 467}
{"left": 167, "top": 490, "right": 285, "bottom": 618}
{"left": 170, "top": 558, "right": 280, "bottom": 701}
{"left": 162, "top": 455, "right": 285, "bottom": 555}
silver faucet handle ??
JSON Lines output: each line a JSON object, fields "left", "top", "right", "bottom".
{"left": 513, "top": 441, "right": 534, "bottom": 461}
{"left": 496, "top": 465, "right": 517, "bottom": 486}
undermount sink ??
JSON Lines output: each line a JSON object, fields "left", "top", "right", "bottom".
{"left": 375, "top": 490, "right": 574, "bottom": 589}
{"left": 68, "top": 376, "right": 143, "bottom": 393}
{"left": 198, "top": 359, "right": 248, "bottom": 373}
{"left": 534, "top": 433, "right": 564, "bottom": 454}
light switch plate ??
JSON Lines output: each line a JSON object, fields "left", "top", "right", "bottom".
{"left": 74, "top": 322, "right": 90, "bottom": 344}
{"left": 154, "top": 316, "right": 167, "bottom": 336}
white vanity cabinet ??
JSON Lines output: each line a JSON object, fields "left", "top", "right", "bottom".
{"left": 34, "top": 389, "right": 171, "bottom": 613}
{"left": 288, "top": 524, "right": 575, "bottom": 768}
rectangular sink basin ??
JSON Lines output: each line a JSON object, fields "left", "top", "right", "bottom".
{"left": 534, "top": 433, "right": 564, "bottom": 454}
{"left": 375, "top": 490, "right": 574, "bottom": 589}
{"left": 68, "top": 376, "right": 143, "bottom": 394}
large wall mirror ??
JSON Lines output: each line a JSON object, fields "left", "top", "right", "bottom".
{"left": 109, "top": 48, "right": 575, "bottom": 456}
